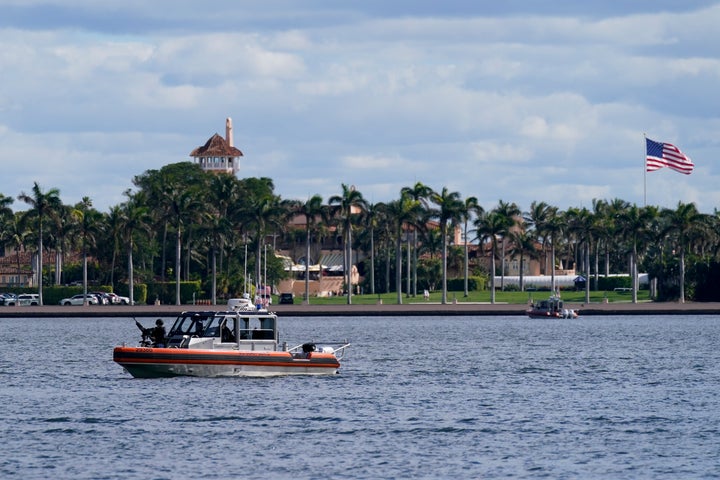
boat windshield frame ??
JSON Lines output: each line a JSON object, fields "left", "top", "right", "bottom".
{"left": 168, "top": 311, "right": 216, "bottom": 338}
{"left": 166, "top": 310, "right": 279, "bottom": 346}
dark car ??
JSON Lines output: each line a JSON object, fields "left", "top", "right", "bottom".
{"left": 279, "top": 293, "right": 294, "bottom": 304}
{"left": 0, "top": 293, "right": 18, "bottom": 306}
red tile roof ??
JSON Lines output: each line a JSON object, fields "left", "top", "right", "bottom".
{"left": 189, "top": 133, "right": 243, "bottom": 157}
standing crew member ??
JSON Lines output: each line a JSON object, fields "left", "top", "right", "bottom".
{"left": 151, "top": 319, "right": 167, "bottom": 348}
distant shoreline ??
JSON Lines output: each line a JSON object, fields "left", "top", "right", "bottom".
{"left": 2, "top": 301, "right": 720, "bottom": 318}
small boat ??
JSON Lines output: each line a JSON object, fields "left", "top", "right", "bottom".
{"left": 526, "top": 294, "right": 578, "bottom": 319}
{"left": 113, "top": 302, "right": 350, "bottom": 378}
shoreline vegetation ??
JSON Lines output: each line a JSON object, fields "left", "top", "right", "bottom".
{"left": 3, "top": 290, "right": 720, "bottom": 317}
{"left": 5, "top": 168, "right": 718, "bottom": 311}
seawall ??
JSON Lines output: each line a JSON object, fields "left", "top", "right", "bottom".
{"left": 2, "top": 301, "right": 720, "bottom": 318}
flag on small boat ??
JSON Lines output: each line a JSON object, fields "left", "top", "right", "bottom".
{"left": 646, "top": 137, "right": 694, "bottom": 175}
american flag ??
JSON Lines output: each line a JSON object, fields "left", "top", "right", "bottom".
{"left": 646, "top": 137, "right": 694, "bottom": 175}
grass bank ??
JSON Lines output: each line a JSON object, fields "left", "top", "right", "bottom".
{"left": 281, "top": 289, "right": 651, "bottom": 306}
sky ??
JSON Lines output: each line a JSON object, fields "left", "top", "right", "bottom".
{"left": 2, "top": 0, "right": 719, "bottom": 215}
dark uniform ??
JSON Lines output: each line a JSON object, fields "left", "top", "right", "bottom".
{"left": 151, "top": 319, "right": 166, "bottom": 348}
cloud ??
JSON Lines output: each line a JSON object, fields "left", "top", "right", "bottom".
{"left": 1, "top": 2, "right": 719, "bottom": 214}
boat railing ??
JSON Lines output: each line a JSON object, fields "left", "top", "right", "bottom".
{"left": 287, "top": 340, "right": 351, "bottom": 359}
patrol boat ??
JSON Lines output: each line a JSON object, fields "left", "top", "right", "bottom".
{"left": 113, "top": 302, "right": 350, "bottom": 378}
{"left": 526, "top": 294, "right": 578, "bottom": 319}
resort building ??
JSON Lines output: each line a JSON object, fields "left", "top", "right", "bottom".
{"left": 189, "top": 117, "right": 243, "bottom": 175}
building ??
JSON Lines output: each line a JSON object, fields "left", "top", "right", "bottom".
{"left": 189, "top": 117, "right": 243, "bottom": 175}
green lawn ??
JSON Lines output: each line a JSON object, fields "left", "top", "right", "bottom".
{"left": 281, "top": 289, "right": 651, "bottom": 305}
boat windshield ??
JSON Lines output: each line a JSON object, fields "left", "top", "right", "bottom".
{"left": 169, "top": 312, "right": 214, "bottom": 337}
{"left": 203, "top": 314, "right": 235, "bottom": 338}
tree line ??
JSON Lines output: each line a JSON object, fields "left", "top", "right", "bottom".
{"left": 1, "top": 161, "right": 718, "bottom": 305}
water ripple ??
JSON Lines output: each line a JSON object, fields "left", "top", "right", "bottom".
{"left": 2, "top": 314, "right": 720, "bottom": 479}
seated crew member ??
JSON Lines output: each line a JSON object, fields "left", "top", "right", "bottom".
{"left": 221, "top": 321, "right": 235, "bottom": 342}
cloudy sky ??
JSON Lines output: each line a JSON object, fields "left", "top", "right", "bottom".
{"left": 2, "top": 0, "right": 719, "bottom": 214}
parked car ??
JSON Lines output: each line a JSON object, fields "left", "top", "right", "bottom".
{"left": 279, "top": 293, "right": 294, "bottom": 304}
{"left": 17, "top": 293, "right": 40, "bottom": 306}
{"left": 59, "top": 294, "right": 99, "bottom": 306}
{"left": 90, "top": 292, "right": 111, "bottom": 305}
{"left": 106, "top": 292, "right": 131, "bottom": 305}
{"left": 0, "top": 293, "right": 18, "bottom": 306}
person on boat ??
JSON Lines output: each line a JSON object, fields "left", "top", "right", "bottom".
{"left": 221, "top": 320, "right": 235, "bottom": 342}
{"left": 151, "top": 319, "right": 166, "bottom": 348}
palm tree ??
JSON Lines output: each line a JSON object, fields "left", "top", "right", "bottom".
{"left": 660, "top": 202, "right": 706, "bottom": 303}
{"left": 18, "top": 182, "right": 62, "bottom": 305}
{"left": 565, "top": 206, "right": 594, "bottom": 303}
{"left": 360, "top": 202, "right": 381, "bottom": 296}
{"left": 617, "top": 204, "right": 656, "bottom": 303}
{"left": 2, "top": 214, "right": 29, "bottom": 283}
{"left": 329, "top": 184, "right": 367, "bottom": 305}
{"left": 47, "top": 204, "right": 74, "bottom": 286}
{"left": 401, "top": 182, "right": 432, "bottom": 297}
{"left": 494, "top": 200, "right": 521, "bottom": 291}
{"left": 474, "top": 210, "right": 505, "bottom": 304}
{"left": 209, "top": 173, "right": 242, "bottom": 277}
{"left": 297, "top": 194, "right": 324, "bottom": 304}
{"left": 373, "top": 202, "right": 394, "bottom": 294}
{"left": 383, "top": 193, "right": 422, "bottom": 304}
{"left": 119, "top": 193, "right": 152, "bottom": 305}
{"left": 198, "top": 209, "right": 232, "bottom": 305}
{"left": 429, "top": 187, "right": 464, "bottom": 304}
{"left": 509, "top": 228, "right": 538, "bottom": 292}
{"left": 0, "top": 194, "right": 17, "bottom": 276}
{"left": 0, "top": 193, "right": 13, "bottom": 222}
{"left": 72, "top": 197, "right": 102, "bottom": 303}
{"left": 104, "top": 205, "right": 124, "bottom": 291}
{"left": 524, "top": 201, "right": 560, "bottom": 292}
{"left": 165, "top": 186, "right": 205, "bottom": 305}
{"left": 460, "top": 196, "right": 482, "bottom": 297}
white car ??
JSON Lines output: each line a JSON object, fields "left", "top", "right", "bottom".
{"left": 106, "top": 292, "right": 131, "bottom": 305}
{"left": 59, "top": 294, "right": 99, "bottom": 306}
{"left": 16, "top": 294, "right": 40, "bottom": 306}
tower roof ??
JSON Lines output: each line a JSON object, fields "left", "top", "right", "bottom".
{"left": 189, "top": 133, "right": 243, "bottom": 157}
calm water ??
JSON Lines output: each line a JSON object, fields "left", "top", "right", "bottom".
{"left": 1, "top": 314, "right": 719, "bottom": 479}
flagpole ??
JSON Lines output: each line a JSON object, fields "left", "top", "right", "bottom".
{"left": 643, "top": 133, "right": 647, "bottom": 206}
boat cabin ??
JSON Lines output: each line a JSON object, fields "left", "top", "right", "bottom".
{"left": 166, "top": 310, "right": 278, "bottom": 351}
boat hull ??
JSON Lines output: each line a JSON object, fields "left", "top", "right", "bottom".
{"left": 526, "top": 309, "right": 579, "bottom": 319}
{"left": 113, "top": 346, "right": 341, "bottom": 378}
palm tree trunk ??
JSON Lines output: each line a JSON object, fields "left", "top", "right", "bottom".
{"left": 305, "top": 227, "right": 310, "bottom": 304}
{"left": 441, "top": 226, "right": 448, "bottom": 304}
{"left": 161, "top": 222, "right": 168, "bottom": 283}
{"left": 37, "top": 228, "right": 43, "bottom": 305}
{"left": 385, "top": 244, "right": 390, "bottom": 294}
{"left": 211, "top": 248, "right": 217, "bottom": 305}
{"left": 395, "top": 226, "right": 402, "bottom": 304}
{"left": 500, "top": 238, "right": 506, "bottom": 291}
{"left": 584, "top": 242, "right": 591, "bottom": 304}
{"left": 55, "top": 248, "right": 62, "bottom": 286}
{"left": 83, "top": 248, "right": 88, "bottom": 305}
{"left": 110, "top": 249, "right": 116, "bottom": 290}
{"left": 631, "top": 245, "right": 638, "bottom": 304}
{"left": 412, "top": 230, "right": 418, "bottom": 297}
{"left": 463, "top": 223, "right": 469, "bottom": 297}
{"left": 550, "top": 241, "right": 556, "bottom": 293}
{"left": 679, "top": 249, "right": 686, "bottom": 303}
{"left": 175, "top": 228, "right": 181, "bottom": 306}
{"left": 490, "top": 243, "right": 496, "bottom": 304}
{"left": 346, "top": 225, "right": 352, "bottom": 304}
{"left": 405, "top": 229, "right": 411, "bottom": 297}
{"left": 370, "top": 227, "right": 375, "bottom": 296}
{"left": 128, "top": 242, "right": 134, "bottom": 306}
